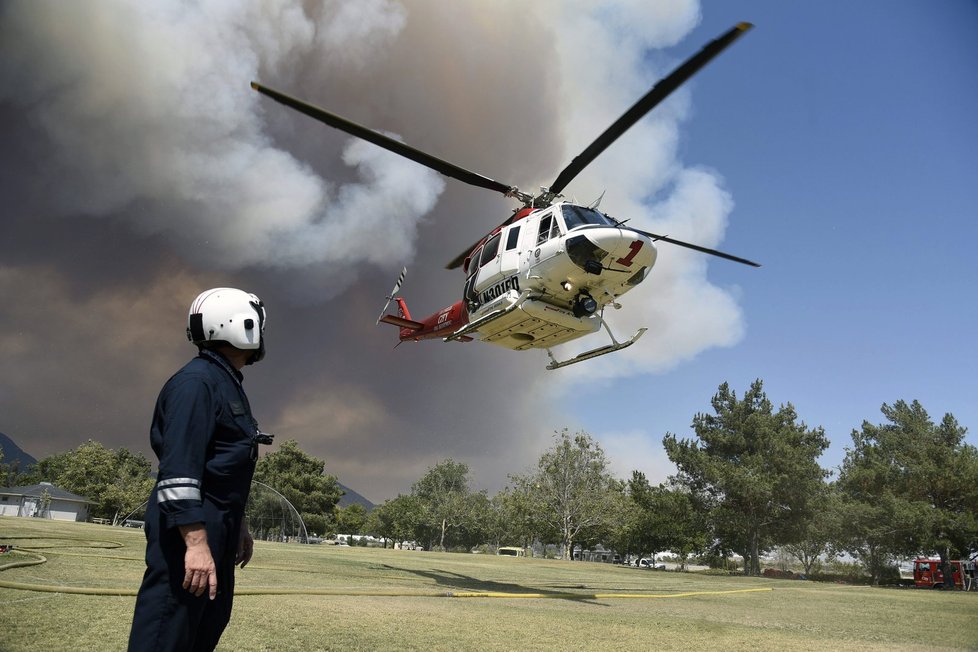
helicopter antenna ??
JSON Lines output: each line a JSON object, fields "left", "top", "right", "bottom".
{"left": 588, "top": 191, "right": 606, "bottom": 210}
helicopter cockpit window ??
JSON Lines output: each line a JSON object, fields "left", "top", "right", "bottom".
{"left": 560, "top": 205, "right": 617, "bottom": 230}
{"left": 480, "top": 234, "right": 501, "bottom": 267}
{"left": 467, "top": 246, "right": 483, "bottom": 277}
{"left": 536, "top": 214, "right": 553, "bottom": 245}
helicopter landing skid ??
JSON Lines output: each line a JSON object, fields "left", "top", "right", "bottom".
{"left": 545, "top": 321, "right": 647, "bottom": 371}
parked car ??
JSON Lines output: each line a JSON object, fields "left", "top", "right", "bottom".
{"left": 636, "top": 558, "right": 666, "bottom": 570}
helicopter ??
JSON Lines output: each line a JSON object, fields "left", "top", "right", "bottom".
{"left": 252, "top": 22, "right": 759, "bottom": 370}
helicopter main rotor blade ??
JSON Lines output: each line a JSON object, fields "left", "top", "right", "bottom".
{"left": 549, "top": 22, "right": 753, "bottom": 195}
{"left": 251, "top": 82, "right": 515, "bottom": 196}
{"left": 446, "top": 242, "right": 478, "bottom": 271}
{"left": 635, "top": 228, "right": 760, "bottom": 267}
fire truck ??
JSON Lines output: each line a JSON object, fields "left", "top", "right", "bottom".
{"left": 913, "top": 558, "right": 974, "bottom": 589}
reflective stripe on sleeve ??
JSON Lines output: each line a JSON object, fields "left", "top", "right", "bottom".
{"left": 158, "top": 486, "right": 202, "bottom": 503}
{"left": 156, "top": 477, "right": 201, "bottom": 488}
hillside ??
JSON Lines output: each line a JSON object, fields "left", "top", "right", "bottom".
{"left": 336, "top": 482, "right": 374, "bottom": 510}
{"left": 0, "top": 431, "right": 37, "bottom": 471}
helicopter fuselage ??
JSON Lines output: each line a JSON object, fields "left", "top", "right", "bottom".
{"left": 393, "top": 202, "right": 656, "bottom": 350}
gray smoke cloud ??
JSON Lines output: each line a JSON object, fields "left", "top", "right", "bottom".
{"left": 0, "top": 0, "right": 744, "bottom": 501}
{"left": 0, "top": 1, "right": 442, "bottom": 278}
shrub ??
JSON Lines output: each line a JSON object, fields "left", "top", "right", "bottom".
{"left": 762, "top": 568, "right": 796, "bottom": 580}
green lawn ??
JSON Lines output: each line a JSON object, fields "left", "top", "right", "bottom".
{"left": 1, "top": 516, "right": 975, "bottom": 651}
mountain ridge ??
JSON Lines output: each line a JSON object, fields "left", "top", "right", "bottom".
{"left": 0, "top": 431, "right": 38, "bottom": 472}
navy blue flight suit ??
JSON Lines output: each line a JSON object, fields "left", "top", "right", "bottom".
{"left": 128, "top": 349, "right": 259, "bottom": 652}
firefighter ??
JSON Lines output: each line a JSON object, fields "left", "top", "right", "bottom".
{"left": 128, "top": 288, "right": 272, "bottom": 651}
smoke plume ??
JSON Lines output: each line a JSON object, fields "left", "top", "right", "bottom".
{"left": 0, "top": 0, "right": 745, "bottom": 500}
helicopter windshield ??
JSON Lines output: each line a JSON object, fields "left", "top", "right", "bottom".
{"left": 560, "top": 205, "right": 617, "bottom": 230}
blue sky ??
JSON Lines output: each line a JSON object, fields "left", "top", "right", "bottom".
{"left": 581, "top": 2, "right": 978, "bottom": 478}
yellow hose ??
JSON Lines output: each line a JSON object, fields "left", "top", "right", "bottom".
{"left": 0, "top": 579, "right": 137, "bottom": 596}
{"left": 0, "top": 551, "right": 47, "bottom": 572}
{"left": 446, "top": 588, "right": 773, "bottom": 599}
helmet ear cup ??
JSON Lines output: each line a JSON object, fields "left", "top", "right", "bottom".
{"left": 188, "top": 313, "right": 206, "bottom": 342}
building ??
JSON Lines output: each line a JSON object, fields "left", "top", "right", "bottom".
{"left": 573, "top": 544, "right": 617, "bottom": 563}
{"left": 0, "top": 482, "right": 93, "bottom": 521}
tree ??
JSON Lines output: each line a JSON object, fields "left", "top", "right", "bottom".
{"left": 0, "top": 448, "right": 29, "bottom": 487}
{"left": 783, "top": 482, "right": 837, "bottom": 576}
{"left": 252, "top": 439, "right": 342, "bottom": 539}
{"left": 836, "top": 400, "right": 978, "bottom": 582}
{"left": 411, "top": 458, "right": 474, "bottom": 550}
{"left": 102, "top": 447, "right": 157, "bottom": 524}
{"left": 516, "top": 429, "right": 617, "bottom": 560}
{"left": 652, "top": 485, "right": 710, "bottom": 569}
{"left": 29, "top": 440, "right": 154, "bottom": 523}
{"left": 605, "top": 476, "right": 644, "bottom": 561}
{"left": 365, "top": 494, "right": 425, "bottom": 547}
{"left": 479, "top": 490, "right": 513, "bottom": 549}
{"left": 833, "top": 491, "right": 922, "bottom": 584}
{"left": 459, "top": 491, "right": 494, "bottom": 549}
{"left": 619, "top": 472, "right": 709, "bottom": 568}
{"left": 664, "top": 380, "right": 829, "bottom": 576}
{"left": 495, "top": 477, "right": 546, "bottom": 552}
{"left": 335, "top": 503, "right": 368, "bottom": 536}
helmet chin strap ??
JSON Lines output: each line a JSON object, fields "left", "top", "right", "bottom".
{"left": 246, "top": 341, "right": 264, "bottom": 365}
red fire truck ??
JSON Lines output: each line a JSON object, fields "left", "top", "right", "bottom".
{"left": 913, "top": 558, "right": 972, "bottom": 589}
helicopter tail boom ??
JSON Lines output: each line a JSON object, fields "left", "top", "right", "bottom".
{"left": 377, "top": 291, "right": 473, "bottom": 343}
{"left": 377, "top": 297, "right": 426, "bottom": 342}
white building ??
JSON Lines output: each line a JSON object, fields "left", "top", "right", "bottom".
{"left": 0, "top": 482, "right": 92, "bottom": 521}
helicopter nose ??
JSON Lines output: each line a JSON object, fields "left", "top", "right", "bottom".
{"left": 566, "top": 228, "right": 655, "bottom": 272}
{"left": 606, "top": 229, "right": 655, "bottom": 268}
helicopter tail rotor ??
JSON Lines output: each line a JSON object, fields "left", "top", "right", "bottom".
{"left": 376, "top": 267, "right": 408, "bottom": 325}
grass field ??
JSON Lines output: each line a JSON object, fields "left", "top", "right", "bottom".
{"left": 1, "top": 516, "right": 975, "bottom": 651}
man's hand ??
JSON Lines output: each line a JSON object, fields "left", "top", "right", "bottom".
{"left": 236, "top": 522, "right": 254, "bottom": 569}
{"left": 179, "top": 524, "right": 217, "bottom": 600}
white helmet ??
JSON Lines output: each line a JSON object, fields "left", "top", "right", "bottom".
{"left": 187, "top": 288, "right": 266, "bottom": 364}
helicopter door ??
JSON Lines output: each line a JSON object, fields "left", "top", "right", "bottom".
{"left": 473, "top": 232, "right": 503, "bottom": 295}
{"left": 498, "top": 224, "right": 521, "bottom": 276}
{"left": 470, "top": 226, "right": 523, "bottom": 312}
{"left": 480, "top": 225, "right": 522, "bottom": 281}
